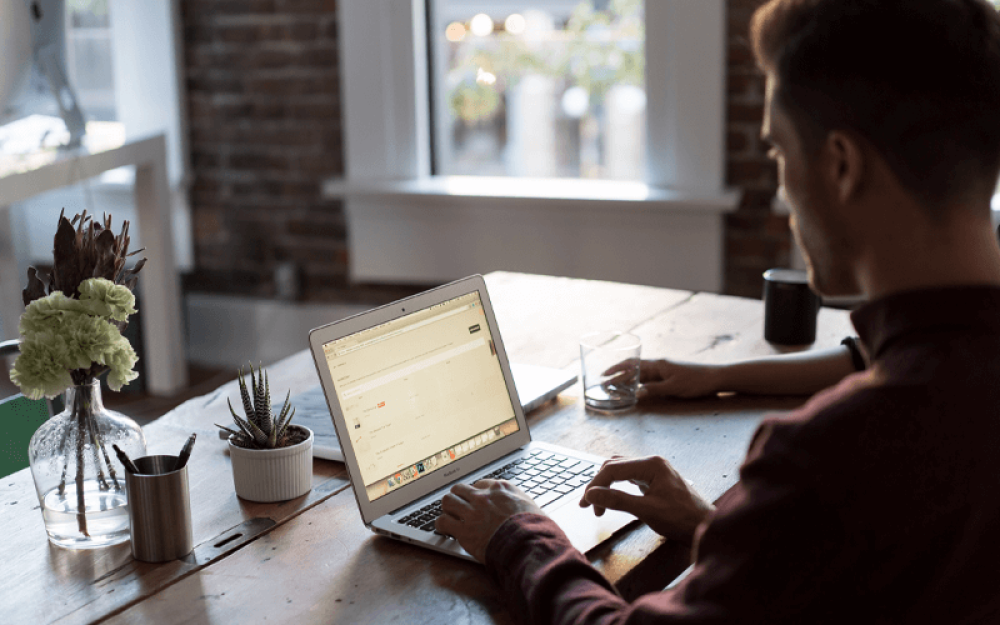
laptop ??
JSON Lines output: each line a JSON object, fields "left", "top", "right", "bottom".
{"left": 262, "top": 363, "right": 576, "bottom": 462}
{"left": 308, "top": 274, "right": 640, "bottom": 561}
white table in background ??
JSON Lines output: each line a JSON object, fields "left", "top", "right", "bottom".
{"left": 0, "top": 131, "right": 187, "bottom": 396}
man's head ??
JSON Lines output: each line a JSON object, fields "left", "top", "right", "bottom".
{"left": 750, "top": 0, "right": 1000, "bottom": 295}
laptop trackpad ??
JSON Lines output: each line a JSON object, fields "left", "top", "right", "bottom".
{"left": 547, "top": 483, "right": 643, "bottom": 554}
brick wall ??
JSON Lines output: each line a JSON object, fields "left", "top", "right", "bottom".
{"left": 180, "top": 0, "right": 788, "bottom": 301}
{"left": 724, "top": 0, "right": 789, "bottom": 298}
{"left": 181, "top": 0, "right": 359, "bottom": 301}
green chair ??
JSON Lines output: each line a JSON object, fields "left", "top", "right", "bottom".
{"left": 0, "top": 340, "right": 58, "bottom": 479}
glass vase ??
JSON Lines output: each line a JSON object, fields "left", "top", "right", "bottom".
{"left": 28, "top": 380, "right": 146, "bottom": 549}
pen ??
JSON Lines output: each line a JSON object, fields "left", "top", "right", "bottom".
{"left": 174, "top": 433, "right": 197, "bottom": 470}
{"left": 112, "top": 444, "right": 140, "bottom": 474}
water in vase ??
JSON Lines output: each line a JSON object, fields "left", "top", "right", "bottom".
{"left": 28, "top": 381, "right": 146, "bottom": 549}
{"left": 41, "top": 480, "right": 130, "bottom": 549}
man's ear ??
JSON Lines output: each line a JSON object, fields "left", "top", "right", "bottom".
{"left": 825, "top": 130, "right": 865, "bottom": 204}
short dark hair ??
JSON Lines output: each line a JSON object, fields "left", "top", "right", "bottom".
{"left": 751, "top": 0, "right": 1000, "bottom": 209}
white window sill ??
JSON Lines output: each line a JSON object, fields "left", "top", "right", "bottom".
{"left": 322, "top": 176, "right": 741, "bottom": 214}
{"left": 326, "top": 175, "right": 738, "bottom": 292}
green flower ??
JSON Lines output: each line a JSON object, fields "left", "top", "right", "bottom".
{"left": 10, "top": 333, "right": 76, "bottom": 399}
{"left": 19, "top": 291, "right": 106, "bottom": 335}
{"left": 11, "top": 287, "right": 141, "bottom": 397}
{"left": 63, "top": 312, "right": 122, "bottom": 369}
{"left": 105, "top": 338, "right": 139, "bottom": 391}
{"left": 78, "top": 278, "right": 137, "bottom": 322}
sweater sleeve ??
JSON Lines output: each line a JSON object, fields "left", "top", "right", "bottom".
{"left": 484, "top": 513, "right": 705, "bottom": 625}
{"left": 485, "top": 512, "right": 633, "bottom": 624}
{"left": 483, "top": 419, "right": 849, "bottom": 625}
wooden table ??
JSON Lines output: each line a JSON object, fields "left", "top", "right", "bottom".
{"left": 0, "top": 272, "right": 855, "bottom": 624}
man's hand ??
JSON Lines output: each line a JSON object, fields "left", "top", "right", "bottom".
{"left": 435, "top": 479, "right": 543, "bottom": 563}
{"left": 580, "top": 456, "right": 715, "bottom": 541}
{"left": 634, "top": 359, "right": 724, "bottom": 399}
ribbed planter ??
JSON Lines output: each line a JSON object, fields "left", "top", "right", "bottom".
{"left": 227, "top": 425, "right": 313, "bottom": 502}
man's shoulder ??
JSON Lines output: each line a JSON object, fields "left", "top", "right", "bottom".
{"left": 752, "top": 370, "right": 886, "bottom": 457}
{"left": 746, "top": 363, "right": 999, "bottom": 499}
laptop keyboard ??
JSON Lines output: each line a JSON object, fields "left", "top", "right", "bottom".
{"left": 395, "top": 450, "right": 599, "bottom": 533}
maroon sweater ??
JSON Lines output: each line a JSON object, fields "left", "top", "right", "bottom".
{"left": 486, "top": 287, "right": 1000, "bottom": 624}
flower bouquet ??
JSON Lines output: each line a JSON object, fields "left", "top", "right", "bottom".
{"left": 11, "top": 210, "right": 149, "bottom": 548}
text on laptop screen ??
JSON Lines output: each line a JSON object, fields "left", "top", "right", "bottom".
{"left": 322, "top": 292, "right": 520, "bottom": 502}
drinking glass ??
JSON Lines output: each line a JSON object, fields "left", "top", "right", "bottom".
{"left": 579, "top": 331, "right": 641, "bottom": 412}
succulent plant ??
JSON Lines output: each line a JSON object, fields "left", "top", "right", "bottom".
{"left": 216, "top": 363, "right": 298, "bottom": 450}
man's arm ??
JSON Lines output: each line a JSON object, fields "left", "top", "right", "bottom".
{"left": 438, "top": 420, "right": 853, "bottom": 624}
{"left": 436, "top": 456, "right": 714, "bottom": 562}
{"left": 637, "top": 345, "right": 858, "bottom": 399}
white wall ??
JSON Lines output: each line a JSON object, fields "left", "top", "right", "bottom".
{"left": 185, "top": 295, "right": 368, "bottom": 368}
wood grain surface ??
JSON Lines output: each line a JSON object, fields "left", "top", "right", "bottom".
{"left": 0, "top": 353, "right": 349, "bottom": 625}
{"left": 0, "top": 272, "right": 855, "bottom": 624}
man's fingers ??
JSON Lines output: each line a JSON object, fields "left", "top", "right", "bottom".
{"left": 595, "top": 454, "right": 625, "bottom": 471}
{"left": 583, "top": 486, "right": 645, "bottom": 516}
{"left": 443, "top": 487, "right": 477, "bottom": 516}
{"left": 587, "top": 456, "right": 660, "bottom": 492}
{"left": 451, "top": 481, "right": 486, "bottom": 499}
{"left": 639, "top": 380, "right": 679, "bottom": 398}
{"left": 630, "top": 478, "right": 651, "bottom": 495}
{"left": 602, "top": 359, "right": 635, "bottom": 376}
{"left": 435, "top": 511, "right": 461, "bottom": 536}
{"left": 602, "top": 358, "right": 640, "bottom": 380}
{"left": 578, "top": 492, "right": 606, "bottom": 515}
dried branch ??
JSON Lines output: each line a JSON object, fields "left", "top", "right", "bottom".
{"left": 22, "top": 211, "right": 148, "bottom": 315}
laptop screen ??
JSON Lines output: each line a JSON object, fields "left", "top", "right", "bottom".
{"left": 320, "top": 291, "right": 521, "bottom": 502}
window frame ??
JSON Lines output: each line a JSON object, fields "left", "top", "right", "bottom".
{"left": 332, "top": 0, "right": 738, "bottom": 291}
{"left": 427, "top": 0, "right": 648, "bottom": 181}
{"left": 339, "top": 0, "right": 726, "bottom": 189}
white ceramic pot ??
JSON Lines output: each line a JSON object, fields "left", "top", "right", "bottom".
{"left": 227, "top": 426, "right": 314, "bottom": 502}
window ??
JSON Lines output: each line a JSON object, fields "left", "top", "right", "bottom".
{"left": 4, "top": 0, "right": 192, "bottom": 275}
{"left": 66, "top": 0, "right": 116, "bottom": 122}
{"left": 429, "top": 0, "right": 645, "bottom": 181}
{"left": 334, "top": 1, "right": 735, "bottom": 292}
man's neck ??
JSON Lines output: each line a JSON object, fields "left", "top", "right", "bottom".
{"left": 857, "top": 209, "right": 1000, "bottom": 300}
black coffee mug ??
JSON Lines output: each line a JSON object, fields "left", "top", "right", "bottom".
{"left": 762, "top": 268, "right": 821, "bottom": 345}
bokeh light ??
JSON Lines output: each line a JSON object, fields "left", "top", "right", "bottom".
{"left": 445, "top": 21, "right": 466, "bottom": 42}
{"left": 561, "top": 86, "right": 589, "bottom": 118}
{"left": 470, "top": 13, "right": 494, "bottom": 37}
{"left": 476, "top": 68, "right": 497, "bottom": 86}
{"left": 504, "top": 14, "right": 526, "bottom": 35}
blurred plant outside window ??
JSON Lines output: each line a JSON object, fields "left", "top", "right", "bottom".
{"left": 66, "top": 0, "right": 116, "bottom": 122}
{"left": 430, "top": 0, "right": 645, "bottom": 181}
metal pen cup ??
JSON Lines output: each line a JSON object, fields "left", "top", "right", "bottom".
{"left": 125, "top": 455, "right": 193, "bottom": 562}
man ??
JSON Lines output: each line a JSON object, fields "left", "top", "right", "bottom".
{"left": 435, "top": 0, "right": 1000, "bottom": 622}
